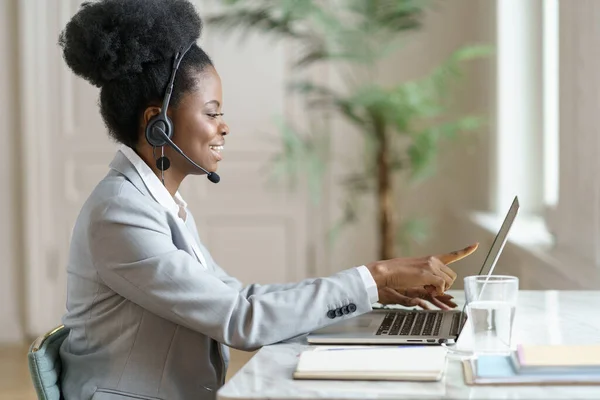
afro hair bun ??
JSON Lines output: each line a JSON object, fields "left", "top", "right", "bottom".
{"left": 58, "top": 0, "right": 202, "bottom": 88}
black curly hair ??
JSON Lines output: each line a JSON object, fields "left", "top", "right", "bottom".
{"left": 58, "top": 0, "right": 213, "bottom": 148}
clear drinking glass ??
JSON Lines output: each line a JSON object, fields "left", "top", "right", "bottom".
{"left": 463, "top": 275, "right": 519, "bottom": 355}
{"left": 443, "top": 275, "right": 519, "bottom": 359}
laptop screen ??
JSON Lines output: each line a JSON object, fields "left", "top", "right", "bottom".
{"left": 475, "top": 196, "right": 520, "bottom": 277}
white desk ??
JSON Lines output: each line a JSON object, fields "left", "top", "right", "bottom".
{"left": 218, "top": 290, "right": 600, "bottom": 400}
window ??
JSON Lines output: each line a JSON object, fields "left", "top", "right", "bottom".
{"left": 542, "top": 0, "right": 559, "bottom": 209}
{"left": 495, "top": 0, "right": 558, "bottom": 221}
{"left": 488, "top": 0, "right": 556, "bottom": 248}
{"left": 495, "top": 0, "right": 600, "bottom": 273}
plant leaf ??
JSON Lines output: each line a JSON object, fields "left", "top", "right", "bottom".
{"left": 206, "top": 0, "right": 322, "bottom": 40}
{"left": 264, "top": 116, "right": 328, "bottom": 204}
{"left": 407, "top": 130, "right": 437, "bottom": 181}
{"left": 289, "top": 80, "right": 368, "bottom": 129}
{"left": 406, "top": 115, "right": 486, "bottom": 182}
{"left": 428, "top": 44, "right": 494, "bottom": 100}
{"left": 348, "top": 0, "right": 428, "bottom": 33}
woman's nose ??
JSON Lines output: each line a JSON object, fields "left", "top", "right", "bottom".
{"left": 221, "top": 122, "right": 229, "bottom": 136}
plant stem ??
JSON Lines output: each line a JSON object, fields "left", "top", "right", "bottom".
{"left": 375, "top": 119, "right": 394, "bottom": 260}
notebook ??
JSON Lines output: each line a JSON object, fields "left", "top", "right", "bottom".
{"left": 293, "top": 346, "right": 448, "bottom": 381}
{"left": 463, "top": 355, "right": 600, "bottom": 386}
{"left": 514, "top": 344, "right": 600, "bottom": 374}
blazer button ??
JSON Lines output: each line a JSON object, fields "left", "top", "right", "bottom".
{"left": 348, "top": 303, "right": 357, "bottom": 313}
{"left": 335, "top": 308, "right": 343, "bottom": 317}
{"left": 327, "top": 310, "right": 336, "bottom": 319}
{"left": 341, "top": 306, "right": 350, "bottom": 314}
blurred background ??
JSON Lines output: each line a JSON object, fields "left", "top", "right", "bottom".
{"left": 2, "top": 0, "right": 599, "bottom": 398}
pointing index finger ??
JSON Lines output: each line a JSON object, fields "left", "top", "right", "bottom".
{"left": 436, "top": 243, "right": 479, "bottom": 265}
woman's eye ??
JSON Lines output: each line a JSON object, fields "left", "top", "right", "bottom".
{"left": 207, "top": 113, "right": 224, "bottom": 119}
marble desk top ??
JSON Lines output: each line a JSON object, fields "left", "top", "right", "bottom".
{"left": 217, "top": 290, "right": 600, "bottom": 400}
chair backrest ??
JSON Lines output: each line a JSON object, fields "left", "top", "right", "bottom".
{"left": 27, "top": 325, "right": 69, "bottom": 400}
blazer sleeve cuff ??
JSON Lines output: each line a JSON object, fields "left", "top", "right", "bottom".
{"left": 356, "top": 265, "right": 379, "bottom": 304}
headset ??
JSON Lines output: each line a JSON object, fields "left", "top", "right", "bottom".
{"left": 144, "top": 41, "right": 220, "bottom": 184}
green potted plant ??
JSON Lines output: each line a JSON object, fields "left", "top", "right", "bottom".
{"left": 208, "top": 0, "right": 491, "bottom": 259}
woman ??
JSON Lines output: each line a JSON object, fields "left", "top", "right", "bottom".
{"left": 57, "top": 1, "right": 478, "bottom": 399}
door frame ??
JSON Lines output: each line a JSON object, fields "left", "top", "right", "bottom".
{"left": 18, "top": 0, "right": 62, "bottom": 337}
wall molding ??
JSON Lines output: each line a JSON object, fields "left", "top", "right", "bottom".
{"left": 18, "top": 0, "right": 58, "bottom": 337}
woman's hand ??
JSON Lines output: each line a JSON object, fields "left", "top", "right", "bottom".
{"left": 366, "top": 243, "right": 479, "bottom": 296}
{"left": 377, "top": 286, "right": 458, "bottom": 310}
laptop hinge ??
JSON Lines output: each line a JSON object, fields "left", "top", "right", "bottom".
{"left": 450, "top": 312, "right": 464, "bottom": 336}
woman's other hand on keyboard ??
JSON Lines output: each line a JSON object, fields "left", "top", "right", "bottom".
{"left": 377, "top": 287, "right": 458, "bottom": 310}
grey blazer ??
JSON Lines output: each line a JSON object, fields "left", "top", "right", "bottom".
{"left": 59, "top": 151, "right": 373, "bottom": 400}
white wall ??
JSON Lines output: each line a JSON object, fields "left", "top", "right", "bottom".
{"left": 0, "top": 0, "right": 24, "bottom": 343}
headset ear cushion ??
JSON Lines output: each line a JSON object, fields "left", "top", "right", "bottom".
{"left": 145, "top": 116, "right": 172, "bottom": 147}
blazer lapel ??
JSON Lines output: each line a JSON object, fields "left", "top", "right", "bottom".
{"left": 172, "top": 217, "right": 209, "bottom": 269}
{"left": 108, "top": 151, "right": 208, "bottom": 269}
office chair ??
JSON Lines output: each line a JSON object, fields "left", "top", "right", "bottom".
{"left": 27, "top": 325, "right": 69, "bottom": 400}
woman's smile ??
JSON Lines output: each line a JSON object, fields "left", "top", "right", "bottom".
{"left": 209, "top": 143, "right": 224, "bottom": 161}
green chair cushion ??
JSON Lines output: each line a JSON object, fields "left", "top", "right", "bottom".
{"left": 28, "top": 327, "right": 69, "bottom": 400}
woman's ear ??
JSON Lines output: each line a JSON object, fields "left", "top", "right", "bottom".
{"left": 143, "top": 106, "right": 162, "bottom": 127}
{"left": 136, "top": 106, "right": 162, "bottom": 150}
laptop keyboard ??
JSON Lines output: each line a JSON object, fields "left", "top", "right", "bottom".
{"left": 375, "top": 312, "right": 443, "bottom": 336}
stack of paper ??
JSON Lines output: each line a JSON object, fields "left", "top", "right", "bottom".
{"left": 463, "top": 344, "right": 600, "bottom": 385}
{"left": 293, "top": 346, "right": 448, "bottom": 381}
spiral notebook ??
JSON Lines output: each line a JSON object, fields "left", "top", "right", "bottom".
{"left": 293, "top": 346, "right": 448, "bottom": 381}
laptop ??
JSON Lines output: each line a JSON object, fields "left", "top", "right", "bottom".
{"left": 307, "top": 196, "right": 520, "bottom": 345}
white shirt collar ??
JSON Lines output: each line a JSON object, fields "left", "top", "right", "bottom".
{"left": 118, "top": 144, "right": 187, "bottom": 220}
